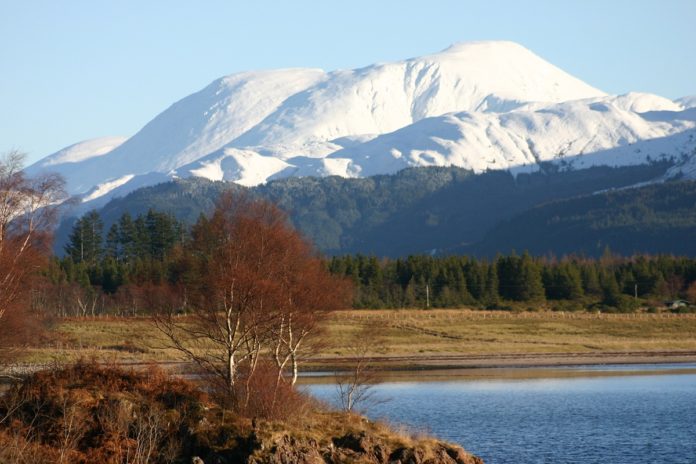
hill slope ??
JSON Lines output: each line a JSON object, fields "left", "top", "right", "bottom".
{"left": 59, "top": 163, "right": 677, "bottom": 257}
{"left": 468, "top": 180, "right": 696, "bottom": 257}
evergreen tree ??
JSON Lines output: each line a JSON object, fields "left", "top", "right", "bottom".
{"left": 518, "top": 252, "right": 545, "bottom": 302}
{"left": 105, "top": 223, "right": 120, "bottom": 260}
{"left": 146, "top": 209, "right": 178, "bottom": 259}
{"left": 403, "top": 277, "right": 417, "bottom": 308}
{"left": 497, "top": 253, "right": 544, "bottom": 302}
{"left": 133, "top": 216, "right": 150, "bottom": 258}
{"left": 101, "top": 257, "right": 123, "bottom": 294}
{"left": 601, "top": 270, "right": 622, "bottom": 307}
{"left": 118, "top": 212, "right": 137, "bottom": 260}
{"left": 580, "top": 264, "right": 602, "bottom": 296}
{"left": 64, "top": 210, "right": 103, "bottom": 264}
{"left": 482, "top": 263, "right": 500, "bottom": 307}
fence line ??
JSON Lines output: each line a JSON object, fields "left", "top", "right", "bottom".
{"left": 334, "top": 309, "right": 696, "bottom": 323}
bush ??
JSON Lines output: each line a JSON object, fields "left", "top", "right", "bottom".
{"left": 231, "top": 361, "right": 315, "bottom": 422}
{"left": 0, "top": 361, "right": 206, "bottom": 464}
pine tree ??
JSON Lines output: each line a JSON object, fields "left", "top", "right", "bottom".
{"left": 146, "top": 209, "right": 178, "bottom": 259}
{"left": 133, "top": 216, "right": 150, "bottom": 259}
{"left": 118, "top": 213, "right": 137, "bottom": 260}
{"left": 105, "top": 223, "right": 120, "bottom": 260}
{"left": 482, "top": 263, "right": 500, "bottom": 307}
{"left": 465, "top": 260, "right": 485, "bottom": 300}
{"left": 581, "top": 264, "right": 602, "bottom": 296}
{"left": 64, "top": 210, "right": 103, "bottom": 264}
{"left": 101, "top": 257, "right": 123, "bottom": 294}
{"left": 518, "top": 252, "right": 545, "bottom": 302}
{"left": 601, "top": 270, "right": 622, "bottom": 307}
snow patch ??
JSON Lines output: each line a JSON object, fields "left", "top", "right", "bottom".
{"left": 676, "top": 95, "right": 696, "bottom": 110}
{"left": 81, "top": 174, "right": 135, "bottom": 203}
{"left": 35, "top": 136, "right": 127, "bottom": 167}
{"left": 178, "top": 148, "right": 291, "bottom": 186}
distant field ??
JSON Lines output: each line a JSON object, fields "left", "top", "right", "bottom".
{"left": 322, "top": 310, "right": 696, "bottom": 356}
{"left": 16, "top": 310, "right": 696, "bottom": 369}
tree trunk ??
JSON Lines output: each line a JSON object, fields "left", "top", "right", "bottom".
{"left": 291, "top": 351, "right": 299, "bottom": 386}
{"left": 227, "top": 351, "right": 236, "bottom": 391}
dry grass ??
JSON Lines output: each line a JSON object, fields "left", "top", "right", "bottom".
{"left": 11, "top": 310, "right": 696, "bottom": 367}
{"left": 320, "top": 309, "right": 696, "bottom": 357}
{"left": 20, "top": 318, "right": 184, "bottom": 365}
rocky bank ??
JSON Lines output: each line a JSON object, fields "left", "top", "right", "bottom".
{"left": 0, "top": 362, "right": 482, "bottom": 464}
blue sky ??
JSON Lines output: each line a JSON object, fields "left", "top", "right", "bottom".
{"left": 2, "top": 0, "right": 695, "bottom": 164}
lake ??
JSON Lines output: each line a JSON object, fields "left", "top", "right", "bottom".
{"left": 305, "top": 364, "right": 696, "bottom": 464}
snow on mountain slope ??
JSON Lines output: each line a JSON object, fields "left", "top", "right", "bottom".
{"left": 49, "top": 68, "right": 327, "bottom": 195}
{"left": 175, "top": 134, "right": 377, "bottom": 183}
{"left": 323, "top": 99, "right": 696, "bottom": 178}
{"left": 611, "top": 92, "right": 682, "bottom": 113}
{"left": 81, "top": 174, "right": 136, "bottom": 203}
{"left": 676, "top": 95, "right": 696, "bottom": 109}
{"left": 177, "top": 148, "right": 292, "bottom": 187}
{"left": 69, "top": 172, "right": 172, "bottom": 214}
{"left": 667, "top": 152, "right": 696, "bottom": 179}
{"left": 231, "top": 41, "right": 605, "bottom": 155}
{"left": 32, "top": 136, "right": 127, "bottom": 167}
{"left": 26, "top": 41, "right": 696, "bottom": 206}
{"left": 29, "top": 41, "right": 606, "bottom": 197}
{"left": 24, "top": 136, "right": 127, "bottom": 194}
{"left": 173, "top": 98, "right": 696, "bottom": 186}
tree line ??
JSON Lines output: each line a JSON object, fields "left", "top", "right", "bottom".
{"left": 36, "top": 209, "right": 187, "bottom": 316}
{"left": 328, "top": 252, "right": 696, "bottom": 311}
{"left": 38, "top": 204, "right": 696, "bottom": 315}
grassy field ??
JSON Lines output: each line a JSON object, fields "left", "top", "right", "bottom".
{"left": 321, "top": 310, "right": 696, "bottom": 356}
{"left": 16, "top": 310, "right": 696, "bottom": 368}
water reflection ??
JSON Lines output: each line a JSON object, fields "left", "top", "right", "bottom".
{"left": 306, "top": 365, "right": 696, "bottom": 464}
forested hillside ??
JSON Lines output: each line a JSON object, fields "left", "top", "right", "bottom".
{"left": 469, "top": 180, "right": 696, "bottom": 257}
{"left": 56, "top": 162, "right": 675, "bottom": 257}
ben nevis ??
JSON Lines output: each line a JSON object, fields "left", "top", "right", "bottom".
{"left": 26, "top": 41, "right": 696, "bottom": 212}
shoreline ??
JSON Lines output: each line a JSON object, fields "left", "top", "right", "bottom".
{"left": 298, "top": 351, "right": 696, "bottom": 383}
{"left": 4, "top": 351, "right": 696, "bottom": 387}
{"left": 304, "top": 349, "right": 696, "bottom": 371}
{"left": 6, "top": 350, "right": 696, "bottom": 374}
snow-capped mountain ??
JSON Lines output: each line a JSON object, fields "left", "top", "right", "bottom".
{"left": 27, "top": 41, "right": 696, "bottom": 207}
{"left": 676, "top": 95, "right": 696, "bottom": 110}
{"left": 24, "top": 136, "right": 128, "bottom": 194}
{"left": 320, "top": 97, "right": 696, "bottom": 178}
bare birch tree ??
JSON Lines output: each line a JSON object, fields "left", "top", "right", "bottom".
{"left": 336, "top": 325, "right": 386, "bottom": 413}
{"left": 155, "top": 192, "right": 350, "bottom": 408}
{"left": 273, "top": 256, "right": 350, "bottom": 387}
{"left": 0, "top": 151, "right": 67, "bottom": 361}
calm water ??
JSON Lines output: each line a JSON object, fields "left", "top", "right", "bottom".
{"left": 306, "top": 365, "right": 696, "bottom": 464}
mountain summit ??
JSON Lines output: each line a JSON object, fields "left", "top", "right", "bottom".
{"left": 27, "top": 41, "right": 695, "bottom": 207}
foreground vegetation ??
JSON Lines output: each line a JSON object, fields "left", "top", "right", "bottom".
{"left": 0, "top": 362, "right": 482, "bottom": 464}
